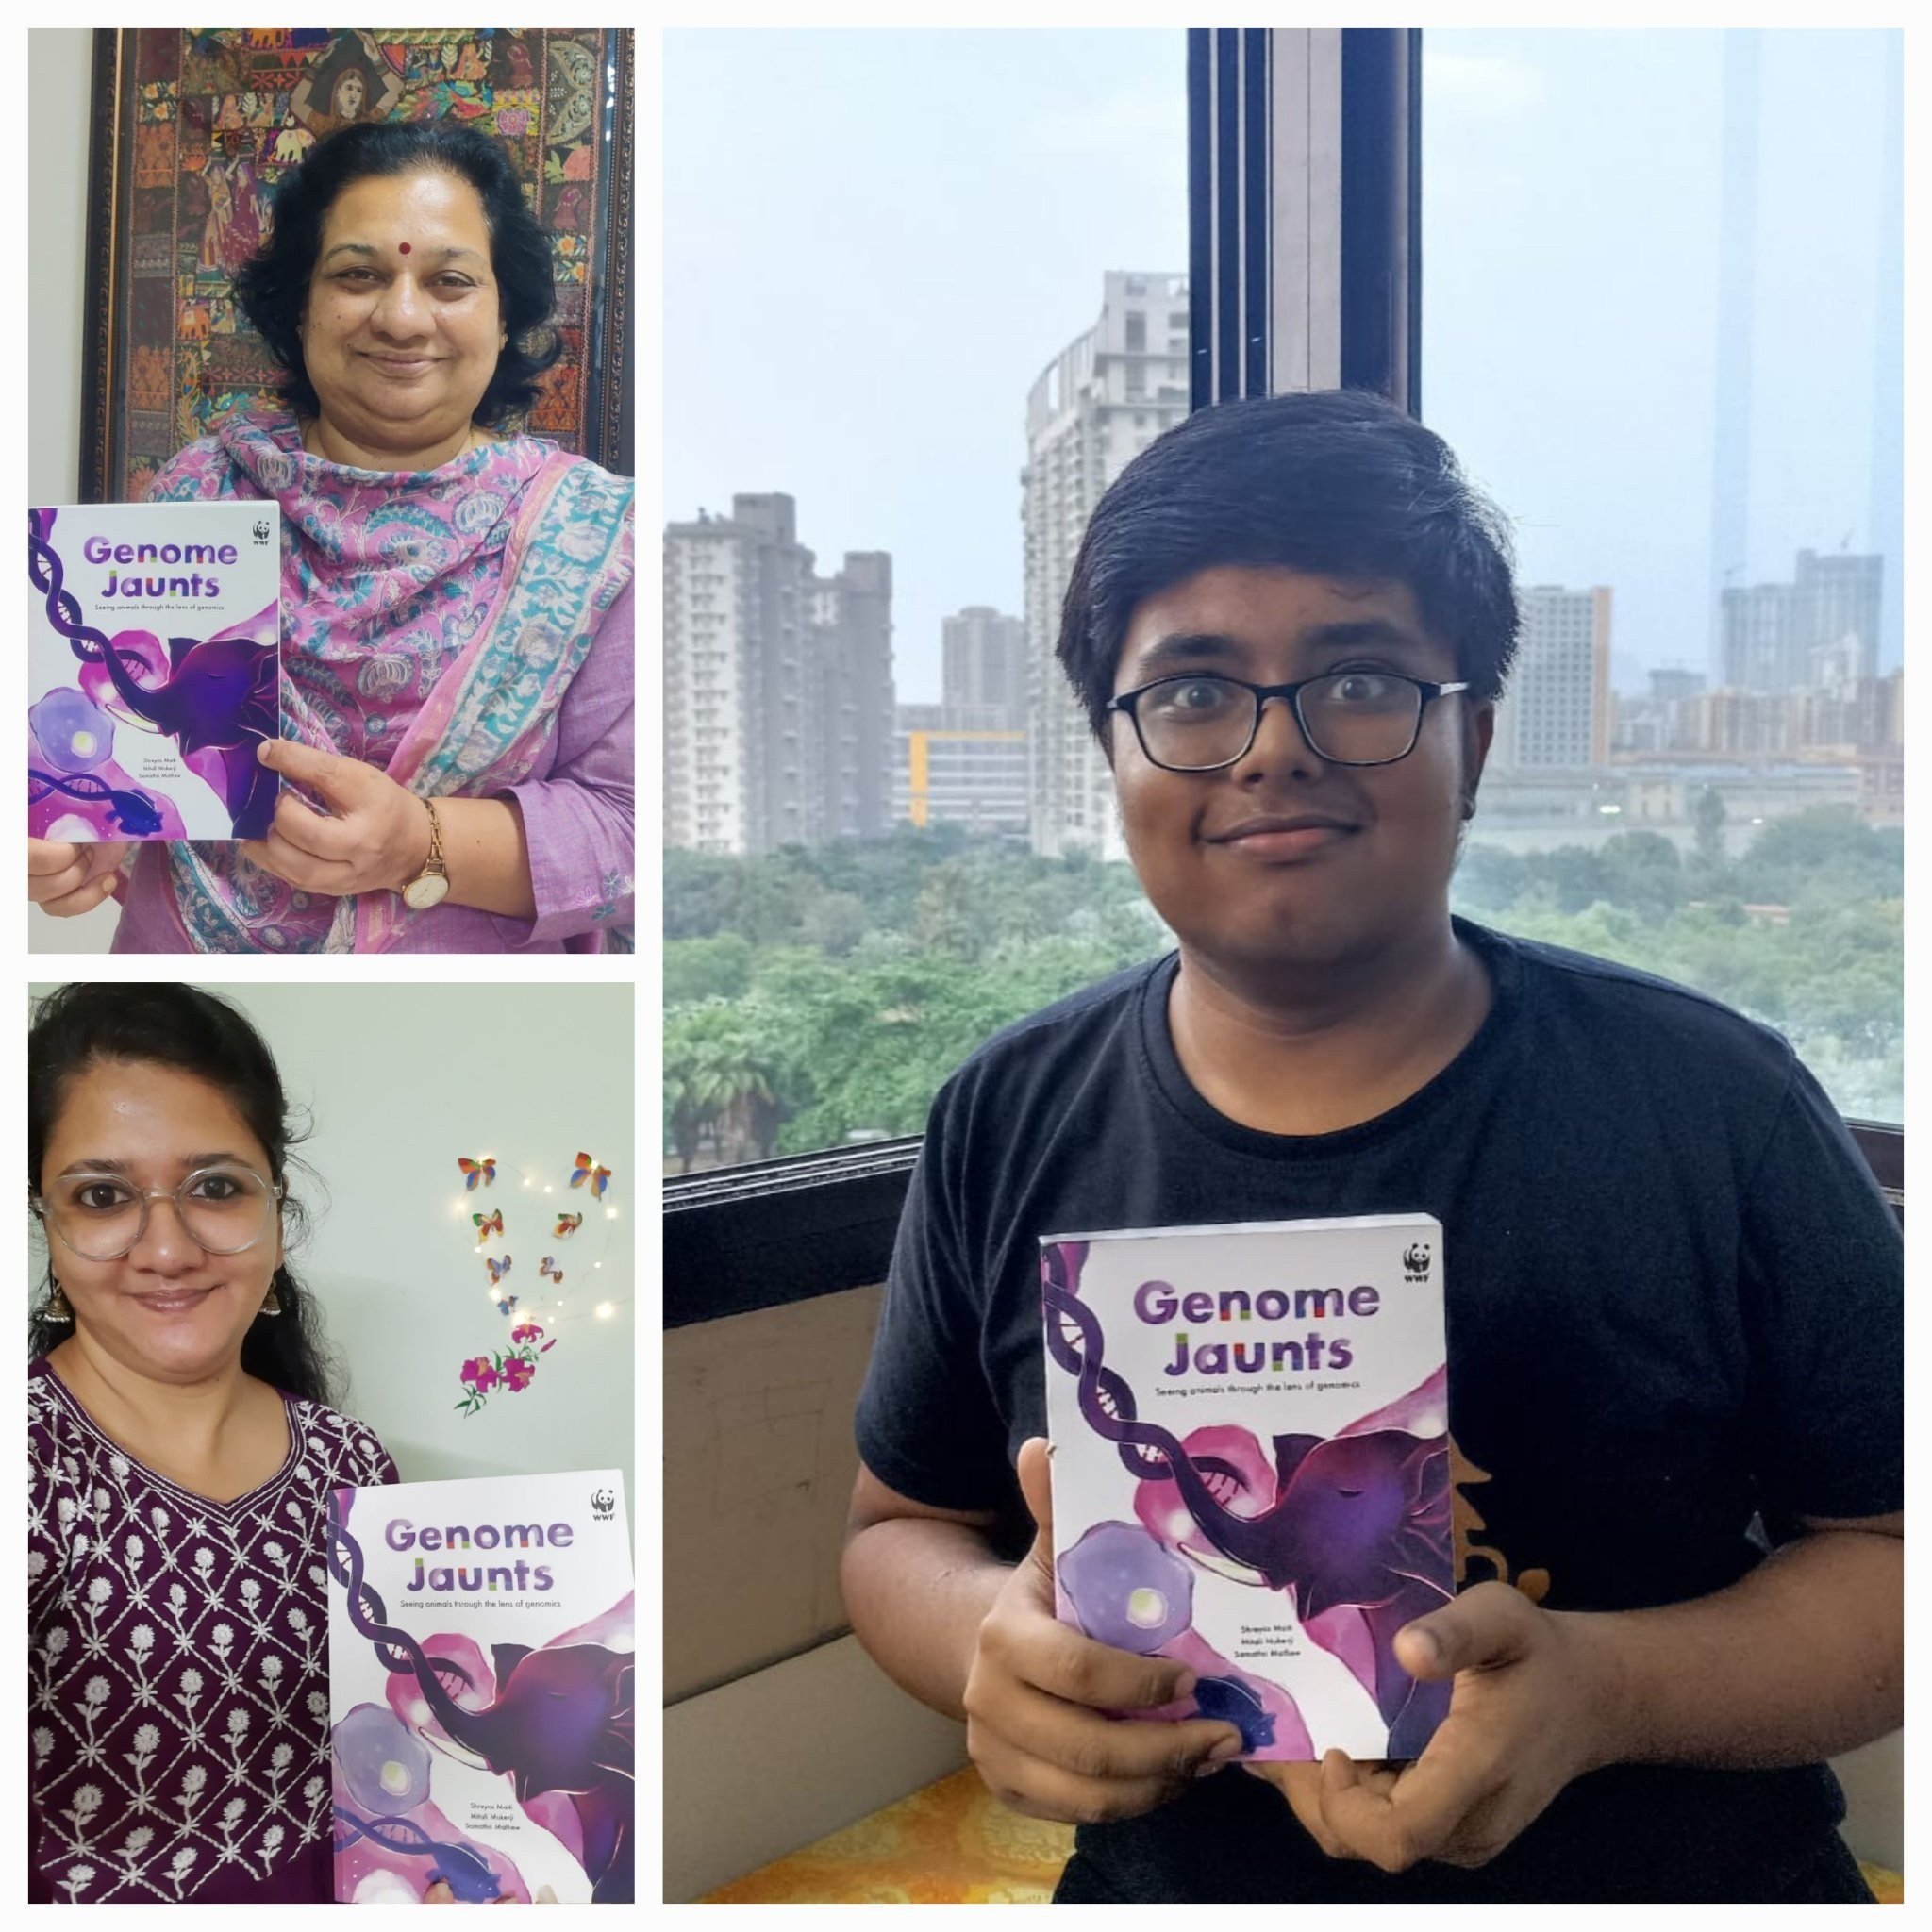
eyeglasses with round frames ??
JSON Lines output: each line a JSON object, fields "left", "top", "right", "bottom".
{"left": 1108, "top": 669, "right": 1473, "bottom": 772}
{"left": 30, "top": 1166, "right": 285, "bottom": 1263}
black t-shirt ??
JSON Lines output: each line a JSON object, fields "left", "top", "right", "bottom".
{"left": 854, "top": 920, "right": 1901, "bottom": 1903}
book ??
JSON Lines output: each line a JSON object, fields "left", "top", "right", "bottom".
{"left": 326, "top": 1470, "right": 634, "bottom": 1904}
{"left": 27, "top": 502, "right": 280, "bottom": 841}
{"left": 1041, "top": 1215, "right": 1452, "bottom": 1762}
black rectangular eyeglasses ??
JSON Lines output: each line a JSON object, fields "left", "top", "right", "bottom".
{"left": 1107, "top": 670, "right": 1473, "bottom": 771}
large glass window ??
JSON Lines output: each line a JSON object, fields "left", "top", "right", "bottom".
{"left": 1425, "top": 29, "right": 1903, "bottom": 1122}
{"left": 666, "top": 28, "right": 1902, "bottom": 1184}
{"left": 663, "top": 30, "right": 1185, "bottom": 1172}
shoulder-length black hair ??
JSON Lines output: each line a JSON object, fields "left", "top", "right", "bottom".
{"left": 1056, "top": 389, "right": 1521, "bottom": 741}
{"left": 28, "top": 983, "right": 341, "bottom": 1408}
{"left": 232, "top": 120, "right": 562, "bottom": 428}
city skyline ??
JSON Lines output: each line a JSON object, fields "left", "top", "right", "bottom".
{"left": 666, "top": 29, "right": 1899, "bottom": 708}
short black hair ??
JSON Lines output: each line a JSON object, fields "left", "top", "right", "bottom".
{"left": 28, "top": 982, "right": 340, "bottom": 1407}
{"left": 232, "top": 121, "right": 562, "bottom": 428}
{"left": 1056, "top": 389, "right": 1520, "bottom": 740}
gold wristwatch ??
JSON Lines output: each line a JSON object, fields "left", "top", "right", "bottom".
{"left": 402, "top": 797, "right": 450, "bottom": 910}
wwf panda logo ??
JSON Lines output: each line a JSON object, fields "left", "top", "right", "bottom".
{"left": 591, "top": 1486, "right": 615, "bottom": 1521}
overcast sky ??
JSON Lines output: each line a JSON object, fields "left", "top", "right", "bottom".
{"left": 665, "top": 28, "right": 1899, "bottom": 703}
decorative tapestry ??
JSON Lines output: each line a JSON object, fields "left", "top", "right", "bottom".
{"left": 81, "top": 28, "right": 634, "bottom": 500}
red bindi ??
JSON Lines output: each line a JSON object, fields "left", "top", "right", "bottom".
{"left": 398, "top": 242, "right": 411, "bottom": 255}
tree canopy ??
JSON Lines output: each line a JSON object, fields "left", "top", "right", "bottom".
{"left": 664, "top": 809, "right": 1900, "bottom": 1167}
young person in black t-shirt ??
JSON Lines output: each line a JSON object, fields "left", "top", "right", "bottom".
{"left": 841, "top": 391, "right": 1901, "bottom": 1903}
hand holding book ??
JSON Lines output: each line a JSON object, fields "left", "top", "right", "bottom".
{"left": 1243, "top": 1580, "right": 1620, "bottom": 1872}
{"left": 962, "top": 1438, "right": 1245, "bottom": 1824}
{"left": 241, "top": 739, "right": 435, "bottom": 898}
{"left": 27, "top": 838, "right": 130, "bottom": 918}
{"left": 242, "top": 740, "right": 539, "bottom": 921}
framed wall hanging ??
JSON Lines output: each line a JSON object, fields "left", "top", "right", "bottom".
{"left": 80, "top": 27, "right": 634, "bottom": 500}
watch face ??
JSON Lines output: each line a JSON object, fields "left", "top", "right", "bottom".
{"left": 403, "top": 873, "right": 450, "bottom": 911}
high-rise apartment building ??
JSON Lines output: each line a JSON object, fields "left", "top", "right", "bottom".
{"left": 941, "top": 607, "right": 1027, "bottom": 731}
{"left": 809, "top": 552, "right": 897, "bottom": 842}
{"left": 663, "top": 494, "right": 895, "bottom": 854}
{"left": 1796, "top": 550, "right": 1883, "bottom": 684}
{"left": 1024, "top": 272, "right": 1190, "bottom": 857}
{"left": 1720, "top": 548, "right": 1883, "bottom": 692}
{"left": 1490, "top": 586, "right": 1612, "bottom": 770}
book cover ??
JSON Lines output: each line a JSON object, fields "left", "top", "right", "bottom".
{"left": 1041, "top": 1216, "right": 1451, "bottom": 1762}
{"left": 326, "top": 1470, "right": 634, "bottom": 1904}
{"left": 27, "top": 502, "right": 280, "bottom": 841}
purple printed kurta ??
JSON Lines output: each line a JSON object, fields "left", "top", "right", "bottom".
{"left": 28, "top": 1359, "right": 398, "bottom": 1904}
{"left": 107, "top": 409, "right": 634, "bottom": 954}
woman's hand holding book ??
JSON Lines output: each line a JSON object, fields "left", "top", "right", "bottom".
{"left": 28, "top": 838, "right": 129, "bottom": 917}
{"left": 241, "top": 739, "right": 434, "bottom": 898}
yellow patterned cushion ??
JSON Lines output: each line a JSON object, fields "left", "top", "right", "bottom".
{"left": 703, "top": 1769, "right": 1069, "bottom": 1905}
{"left": 703, "top": 1770, "right": 1903, "bottom": 1905}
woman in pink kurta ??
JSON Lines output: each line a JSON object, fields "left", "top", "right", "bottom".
{"left": 28, "top": 120, "right": 633, "bottom": 954}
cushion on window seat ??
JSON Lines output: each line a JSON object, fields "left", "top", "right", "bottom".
{"left": 700, "top": 1766, "right": 1904, "bottom": 1905}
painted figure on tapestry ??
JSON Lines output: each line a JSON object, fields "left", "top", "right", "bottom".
{"left": 291, "top": 32, "right": 403, "bottom": 136}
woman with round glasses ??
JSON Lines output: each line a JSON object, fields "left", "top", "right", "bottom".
{"left": 28, "top": 981, "right": 397, "bottom": 1905}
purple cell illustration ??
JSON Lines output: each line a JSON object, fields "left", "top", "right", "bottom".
{"left": 1058, "top": 1520, "right": 1194, "bottom": 1654}
{"left": 29, "top": 687, "right": 114, "bottom": 774}
{"left": 333, "top": 1702, "right": 432, "bottom": 1816}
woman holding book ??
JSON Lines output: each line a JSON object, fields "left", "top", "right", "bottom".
{"left": 26, "top": 121, "right": 633, "bottom": 954}
{"left": 27, "top": 982, "right": 402, "bottom": 1903}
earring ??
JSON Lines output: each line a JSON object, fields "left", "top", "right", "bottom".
{"left": 44, "top": 1283, "right": 74, "bottom": 1323}
{"left": 261, "top": 1287, "right": 283, "bottom": 1318}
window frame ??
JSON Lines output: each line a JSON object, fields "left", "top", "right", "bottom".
{"left": 663, "top": 26, "right": 1901, "bottom": 1313}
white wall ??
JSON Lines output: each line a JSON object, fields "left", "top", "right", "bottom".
{"left": 30, "top": 31, "right": 121, "bottom": 953}
{"left": 28, "top": 28, "right": 88, "bottom": 505}
{"left": 29, "top": 979, "right": 637, "bottom": 1531}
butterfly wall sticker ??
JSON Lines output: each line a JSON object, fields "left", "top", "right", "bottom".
{"left": 568, "top": 1152, "right": 612, "bottom": 1200}
{"left": 448, "top": 1147, "right": 623, "bottom": 1422}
